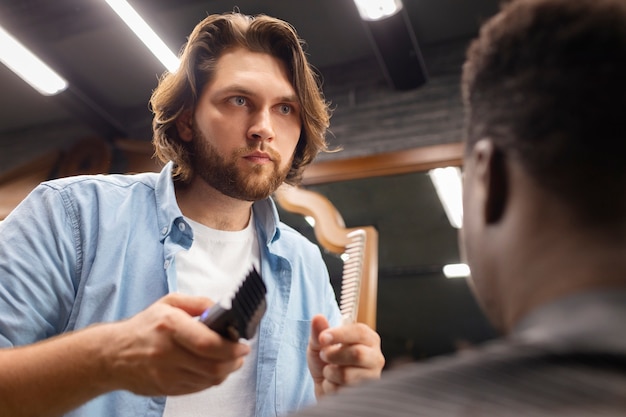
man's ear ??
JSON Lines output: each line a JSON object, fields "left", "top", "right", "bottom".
{"left": 473, "top": 139, "right": 508, "bottom": 224}
{"left": 176, "top": 110, "right": 194, "bottom": 142}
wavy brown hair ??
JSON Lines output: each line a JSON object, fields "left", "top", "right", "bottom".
{"left": 150, "top": 12, "right": 331, "bottom": 184}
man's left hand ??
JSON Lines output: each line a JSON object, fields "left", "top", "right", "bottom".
{"left": 307, "top": 314, "right": 385, "bottom": 398}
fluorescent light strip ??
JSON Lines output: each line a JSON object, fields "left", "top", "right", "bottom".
{"left": 429, "top": 166, "right": 463, "bottom": 229}
{"left": 0, "top": 25, "right": 68, "bottom": 96}
{"left": 443, "top": 263, "right": 470, "bottom": 279}
{"left": 353, "top": 0, "right": 403, "bottom": 21}
{"left": 105, "top": 0, "right": 180, "bottom": 73}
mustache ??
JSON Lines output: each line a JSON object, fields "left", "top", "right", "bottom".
{"left": 233, "top": 145, "right": 281, "bottom": 162}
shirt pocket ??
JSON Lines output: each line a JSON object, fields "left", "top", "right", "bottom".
{"left": 282, "top": 318, "right": 311, "bottom": 349}
{"left": 275, "top": 318, "right": 315, "bottom": 415}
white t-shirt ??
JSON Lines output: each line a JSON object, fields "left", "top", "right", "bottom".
{"left": 163, "top": 214, "right": 261, "bottom": 417}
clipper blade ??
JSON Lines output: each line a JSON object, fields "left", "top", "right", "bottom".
{"left": 200, "top": 268, "right": 267, "bottom": 341}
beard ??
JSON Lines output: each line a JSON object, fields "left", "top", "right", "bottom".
{"left": 189, "top": 122, "right": 292, "bottom": 201}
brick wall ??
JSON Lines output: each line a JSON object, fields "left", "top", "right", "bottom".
{"left": 317, "top": 37, "right": 470, "bottom": 162}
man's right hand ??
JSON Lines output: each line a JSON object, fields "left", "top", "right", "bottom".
{"left": 0, "top": 293, "right": 250, "bottom": 417}
{"left": 100, "top": 293, "right": 251, "bottom": 396}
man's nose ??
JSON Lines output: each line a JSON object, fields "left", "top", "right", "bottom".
{"left": 248, "top": 108, "right": 275, "bottom": 142}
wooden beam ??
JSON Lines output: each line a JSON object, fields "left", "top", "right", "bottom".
{"left": 302, "top": 142, "right": 463, "bottom": 185}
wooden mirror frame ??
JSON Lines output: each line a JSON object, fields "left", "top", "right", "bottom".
{"left": 301, "top": 142, "right": 463, "bottom": 186}
{"left": 275, "top": 142, "right": 464, "bottom": 329}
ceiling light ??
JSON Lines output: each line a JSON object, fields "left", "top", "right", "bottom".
{"left": 352, "top": 0, "right": 427, "bottom": 90}
{"left": 429, "top": 166, "right": 463, "bottom": 229}
{"left": 105, "top": 0, "right": 180, "bottom": 73}
{"left": 443, "top": 263, "right": 470, "bottom": 279}
{"left": 304, "top": 216, "right": 316, "bottom": 227}
{"left": 0, "top": 25, "right": 68, "bottom": 96}
{"left": 353, "top": 0, "right": 403, "bottom": 21}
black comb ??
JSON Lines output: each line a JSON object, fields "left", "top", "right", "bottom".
{"left": 199, "top": 268, "right": 267, "bottom": 341}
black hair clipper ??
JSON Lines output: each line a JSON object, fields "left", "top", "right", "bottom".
{"left": 200, "top": 268, "right": 267, "bottom": 341}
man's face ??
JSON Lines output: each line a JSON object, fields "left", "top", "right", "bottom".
{"left": 184, "top": 47, "right": 302, "bottom": 201}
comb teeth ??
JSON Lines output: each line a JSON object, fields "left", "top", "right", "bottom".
{"left": 339, "top": 229, "right": 366, "bottom": 325}
{"left": 200, "top": 268, "right": 267, "bottom": 341}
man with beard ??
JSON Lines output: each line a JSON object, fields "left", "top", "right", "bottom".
{"left": 0, "top": 12, "right": 384, "bottom": 417}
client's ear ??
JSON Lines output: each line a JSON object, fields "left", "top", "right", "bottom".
{"left": 176, "top": 110, "right": 193, "bottom": 142}
{"left": 474, "top": 139, "right": 508, "bottom": 224}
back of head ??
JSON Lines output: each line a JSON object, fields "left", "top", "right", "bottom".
{"left": 462, "top": 0, "right": 626, "bottom": 227}
{"left": 150, "top": 12, "right": 331, "bottom": 184}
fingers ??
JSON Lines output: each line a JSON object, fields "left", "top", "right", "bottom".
{"left": 310, "top": 319, "right": 385, "bottom": 397}
{"left": 156, "top": 351, "right": 246, "bottom": 395}
{"left": 308, "top": 314, "right": 330, "bottom": 351}
{"left": 321, "top": 377, "right": 341, "bottom": 396}
{"left": 108, "top": 294, "right": 251, "bottom": 396}
{"left": 319, "top": 322, "right": 384, "bottom": 370}
{"left": 320, "top": 322, "right": 384, "bottom": 370}
{"left": 132, "top": 344, "right": 246, "bottom": 396}
{"left": 320, "top": 363, "right": 363, "bottom": 393}
{"left": 319, "top": 322, "right": 381, "bottom": 348}
{"left": 157, "top": 293, "right": 250, "bottom": 359}
{"left": 319, "top": 340, "right": 377, "bottom": 367}
{"left": 318, "top": 338, "right": 384, "bottom": 388}
{"left": 159, "top": 292, "right": 214, "bottom": 317}
{"left": 171, "top": 311, "right": 251, "bottom": 360}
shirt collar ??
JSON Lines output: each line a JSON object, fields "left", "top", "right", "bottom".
{"left": 253, "top": 197, "right": 281, "bottom": 246}
{"left": 155, "top": 162, "right": 185, "bottom": 242}
{"left": 512, "top": 289, "right": 626, "bottom": 354}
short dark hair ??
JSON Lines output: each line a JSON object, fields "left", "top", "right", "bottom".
{"left": 150, "top": 12, "right": 331, "bottom": 185}
{"left": 462, "top": 0, "right": 626, "bottom": 225}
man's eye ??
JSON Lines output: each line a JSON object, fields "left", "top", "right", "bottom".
{"left": 278, "top": 104, "right": 292, "bottom": 115}
{"left": 229, "top": 96, "right": 247, "bottom": 106}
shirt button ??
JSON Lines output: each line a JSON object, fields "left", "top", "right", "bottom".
{"left": 164, "top": 259, "right": 170, "bottom": 269}
{"left": 178, "top": 222, "right": 186, "bottom": 232}
{"left": 161, "top": 227, "right": 167, "bottom": 235}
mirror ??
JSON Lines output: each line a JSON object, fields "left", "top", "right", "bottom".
{"left": 276, "top": 143, "right": 496, "bottom": 367}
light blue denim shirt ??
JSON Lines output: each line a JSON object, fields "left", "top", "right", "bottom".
{"left": 0, "top": 162, "right": 341, "bottom": 417}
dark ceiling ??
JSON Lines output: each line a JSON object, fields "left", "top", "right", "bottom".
{"left": 0, "top": 0, "right": 502, "bottom": 363}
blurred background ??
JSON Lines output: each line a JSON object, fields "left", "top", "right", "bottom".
{"left": 0, "top": 0, "right": 503, "bottom": 366}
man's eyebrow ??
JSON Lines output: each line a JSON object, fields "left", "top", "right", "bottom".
{"left": 215, "top": 85, "right": 299, "bottom": 103}
{"left": 280, "top": 94, "right": 300, "bottom": 104}
{"left": 214, "top": 85, "right": 254, "bottom": 96}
